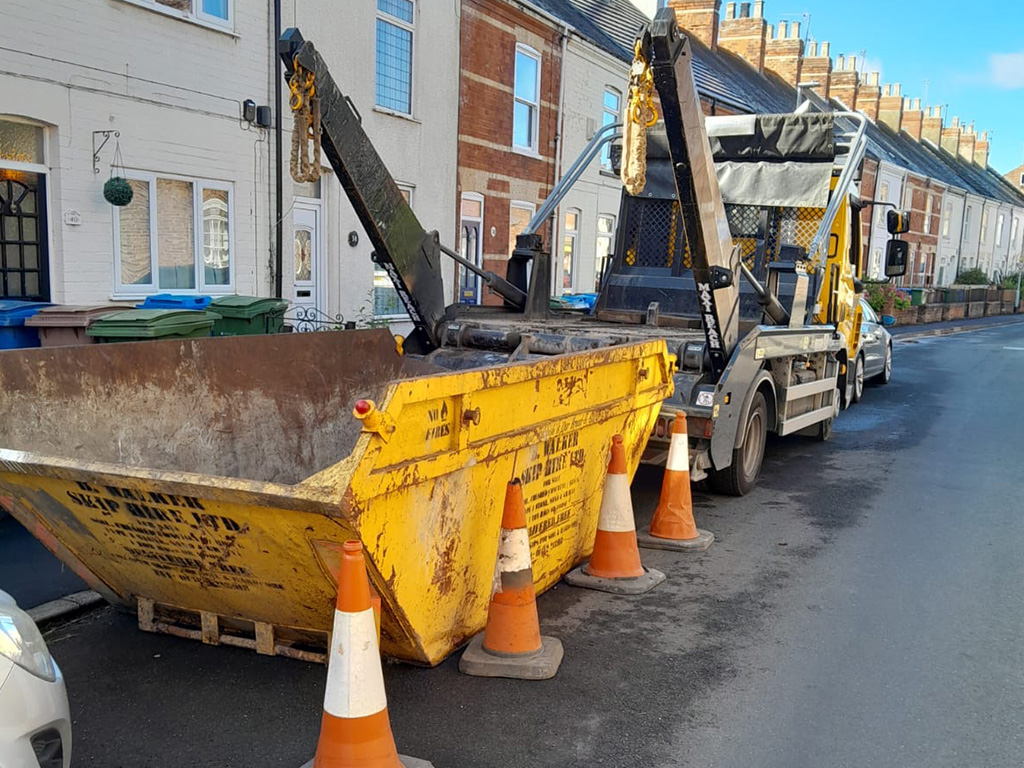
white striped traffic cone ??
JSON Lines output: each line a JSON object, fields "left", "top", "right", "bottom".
{"left": 638, "top": 412, "right": 714, "bottom": 552}
{"left": 564, "top": 434, "right": 665, "bottom": 595}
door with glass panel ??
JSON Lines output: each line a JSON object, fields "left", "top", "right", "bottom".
{"left": 293, "top": 201, "right": 322, "bottom": 319}
{"left": 459, "top": 194, "right": 483, "bottom": 304}
{"left": 0, "top": 119, "right": 49, "bottom": 301}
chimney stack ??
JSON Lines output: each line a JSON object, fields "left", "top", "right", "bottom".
{"left": 800, "top": 40, "right": 832, "bottom": 99}
{"left": 878, "top": 82, "right": 903, "bottom": 132}
{"left": 856, "top": 71, "right": 882, "bottom": 121}
{"left": 719, "top": 0, "right": 767, "bottom": 72}
{"left": 975, "top": 131, "right": 990, "bottom": 168}
{"left": 958, "top": 126, "right": 977, "bottom": 163}
{"left": 922, "top": 106, "right": 943, "bottom": 146}
{"left": 830, "top": 54, "right": 859, "bottom": 110}
{"left": 902, "top": 97, "right": 924, "bottom": 141}
{"left": 764, "top": 18, "right": 804, "bottom": 86}
{"left": 940, "top": 115, "right": 962, "bottom": 156}
{"left": 668, "top": 0, "right": 722, "bottom": 50}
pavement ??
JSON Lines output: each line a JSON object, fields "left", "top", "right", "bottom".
{"left": 6, "top": 316, "right": 1024, "bottom": 767}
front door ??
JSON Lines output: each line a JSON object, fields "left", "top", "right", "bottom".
{"left": 292, "top": 200, "right": 323, "bottom": 322}
{"left": 0, "top": 171, "right": 49, "bottom": 301}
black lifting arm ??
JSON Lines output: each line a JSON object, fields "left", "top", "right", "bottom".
{"left": 644, "top": 10, "right": 741, "bottom": 377}
{"left": 279, "top": 30, "right": 526, "bottom": 354}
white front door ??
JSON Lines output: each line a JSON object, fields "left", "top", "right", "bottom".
{"left": 292, "top": 200, "right": 323, "bottom": 321}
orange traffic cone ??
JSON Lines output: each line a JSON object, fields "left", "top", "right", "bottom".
{"left": 309, "top": 540, "right": 432, "bottom": 768}
{"left": 638, "top": 413, "right": 714, "bottom": 552}
{"left": 460, "top": 479, "right": 563, "bottom": 679}
{"left": 564, "top": 435, "right": 665, "bottom": 595}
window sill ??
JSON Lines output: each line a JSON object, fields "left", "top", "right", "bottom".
{"left": 111, "top": 288, "right": 234, "bottom": 301}
{"left": 118, "top": 0, "right": 239, "bottom": 38}
{"left": 372, "top": 107, "right": 420, "bottom": 124}
{"left": 511, "top": 145, "right": 543, "bottom": 161}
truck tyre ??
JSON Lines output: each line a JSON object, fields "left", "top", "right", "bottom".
{"left": 711, "top": 391, "right": 767, "bottom": 496}
{"left": 873, "top": 343, "right": 892, "bottom": 385}
{"left": 815, "top": 387, "right": 841, "bottom": 442}
{"left": 852, "top": 354, "right": 865, "bottom": 403}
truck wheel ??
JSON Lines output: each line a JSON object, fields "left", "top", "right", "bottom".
{"left": 851, "top": 354, "right": 865, "bottom": 403}
{"left": 816, "top": 387, "right": 841, "bottom": 442}
{"left": 711, "top": 391, "right": 767, "bottom": 496}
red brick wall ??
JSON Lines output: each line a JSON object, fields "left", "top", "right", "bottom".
{"left": 457, "top": 0, "right": 561, "bottom": 304}
{"left": 902, "top": 175, "right": 942, "bottom": 286}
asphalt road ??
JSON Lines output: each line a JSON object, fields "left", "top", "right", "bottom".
{"left": 19, "top": 320, "right": 1024, "bottom": 767}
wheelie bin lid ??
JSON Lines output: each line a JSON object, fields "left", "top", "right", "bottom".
{"left": 138, "top": 294, "right": 212, "bottom": 310}
{"left": 209, "top": 295, "right": 288, "bottom": 319}
{"left": 86, "top": 309, "right": 219, "bottom": 339}
{"left": 25, "top": 304, "right": 136, "bottom": 329}
{"left": 0, "top": 300, "right": 53, "bottom": 327}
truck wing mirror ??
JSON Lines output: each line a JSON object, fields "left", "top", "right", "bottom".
{"left": 886, "top": 209, "right": 911, "bottom": 235}
{"left": 885, "top": 239, "right": 909, "bottom": 278}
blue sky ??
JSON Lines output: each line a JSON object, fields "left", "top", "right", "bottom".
{"left": 630, "top": 0, "right": 1024, "bottom": 173}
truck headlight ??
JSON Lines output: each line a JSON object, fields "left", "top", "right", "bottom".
{"left": 0, "top": 604, "right": 57, "bottom": 682}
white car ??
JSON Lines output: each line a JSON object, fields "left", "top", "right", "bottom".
{"left": 0, "top": 590, "right": 71, "bottom": 768}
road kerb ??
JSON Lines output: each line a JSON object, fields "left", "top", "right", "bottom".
{"left": 894, "top": 317, "right": 1024, "bottom": 343}
{"left": 28, "top": 590, "right": 104, "bottom": 624}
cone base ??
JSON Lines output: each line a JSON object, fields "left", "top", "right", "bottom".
{"left": 637, "top": 528, "right": 714, "bottom": 553}
{"left": 458, "top": 632, "right": 563, "bottom": 680}
{"left": 564, "top": 564, "right": 666, "bottom": 595}
{"left": 301, "top": 757, "right": 433, "bottom": 768}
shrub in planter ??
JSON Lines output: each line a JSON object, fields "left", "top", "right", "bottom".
{"left": 864, "top": 281, "right": 911, "bottom": 315}
{"left": 955, "top": 267, "right": 990, "bottom": 286}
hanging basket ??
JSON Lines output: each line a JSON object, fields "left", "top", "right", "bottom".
{"left": 104, "top": 176, "right": 134, "bottom": 207}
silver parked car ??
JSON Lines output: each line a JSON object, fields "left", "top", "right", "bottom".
{"left": 851, "top": 299, "right": 893, "bottom": 403}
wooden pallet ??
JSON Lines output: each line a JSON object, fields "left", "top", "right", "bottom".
{"left": 137, "top": 597, "right": 328, "bottom": 664}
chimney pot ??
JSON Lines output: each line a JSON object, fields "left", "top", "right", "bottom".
{"left": 836, "top": 53, "right": 845, "bottom": 69}
{"left": 869, "top": 72, "right": 879, "bottom": 86}
{"left": 820, "top": 41, "right": 829, "bottom": 57}
{"left": 913, "top": 97, "right": 921, "bottom": 110}
{"left": 740, "top": 1, "right": 751, "bottom": 18}
{"left": 847, "top": 55, "right": 857, "bottom": 71}
{"left": 726, "top": 2, "right": 736, "bottom": 19}
{"left": 883, "top": 84, "right": 891, "bottom": 97}
{"left": 777, "top": 21, "right": 787, "bottom": 39}
{"left": 790, "top": 20, "right": 800, "bottom": 39}
{"left": 894, "top": 83, "right": 901, "bottom": 96}
{"left": 903, "top": 97, "right": 912, "bottom": 109}
{"left": 753, "top": 0, "right": 763, "bottom": 17}
{"left": 808, "top": 40, "right": 817, "bottom": 57}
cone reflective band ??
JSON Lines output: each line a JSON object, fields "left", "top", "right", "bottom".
{"left": 564, "top": 434, "right": 665, "bottom": 595}
{"left": 483, "top": 480, "right": 542, "bottom": 655}
{"left": 315, "top": 539, "right": 402, "bottom": 768}
{"left": 587, "top": 435, "right": 644, "bottom": 579}
{"left": 639, "top": 413, "right": 714, "bottom": 553}
{"left": 460, "top": 479, "right": 563, "bottom": 679}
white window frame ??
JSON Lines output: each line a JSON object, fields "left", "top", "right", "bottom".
{"left": 981, "top": 209, "right": 989, "bottom": 244}
{"left": 112, "top": 171, "right": 235, "bottom": 298}
{"left": 595, "top": 214, "right": 616, "bottom": 290}
{"left": 120, "top": 0, "right": 233, "bottom": 32}
{"left": 512, "top": 44, "right": 542, "bottom": 155}
{"left": 996, "top": 213, "right": 1005, "bottom": 247}
{"left": 942, "top": 202, "right": 952, "bottom": 238}
{"left": 600, "top": 87, "right": 621, "bottom": 171}
{"left": 877, "top": 182, "right": 889, "bottom": 227}
{"left": 561, "top": 208, "right": 580, "bottom": 295}
{"left": 924, "top": 195, "right": 933, "bottom": 234}
{"left": 375, "top": 0, "right": 416, "bottom": 117}
{"left": 373, "top": 183, "right": 414, "bottom": 319}
{"left": 509, "top": 200, "right": 536, "bottom": 262}
{"left": 458, "top": 191, "right": 485, "bottom": 305}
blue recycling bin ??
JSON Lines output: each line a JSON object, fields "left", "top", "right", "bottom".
{"left": 138, "top": 294, "right": 212, "bottom": 310}
{"left": 0, "top": 300, "right": 54, "bottom": 349}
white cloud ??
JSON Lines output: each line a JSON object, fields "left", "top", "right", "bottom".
{"left": 990, "top": 52, "right": 1024, "bottom": 89}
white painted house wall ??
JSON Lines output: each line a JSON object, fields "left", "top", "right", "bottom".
{"left": 935, "top": 188, "right": 965, "bottom": 287}
{"left": 0, "top": 0, "right": 459, "bottom": 330}
{"left": 866, "top": 162, "right": 905, "bottom": 279}
{"left": 283, "top": 1, "right": 459, "bottom": 328}
{"left": 0, "top": 0, "right": 272, "bottom": 304}
{"left": 553, "top": 36, "right": 629, "bottom": 295}
{"left": 958, "top": 194, "right": 984, "bottom": 273}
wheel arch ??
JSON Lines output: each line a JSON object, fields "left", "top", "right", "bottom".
{"left": 734, "top": 371, "right": 777, "bottom": 449}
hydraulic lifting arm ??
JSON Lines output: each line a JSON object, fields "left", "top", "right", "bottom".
{"left": 278, "top": 29, "right": 526, "bottom": 354}
{"left": 642, "top": 10, "right": 742, "bottom": 377}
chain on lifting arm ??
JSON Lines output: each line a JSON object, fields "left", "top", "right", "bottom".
{"left": 288, "top": 57, "right": 322, "bottom": 183}
{"left": 621, "top": 39, "right": 659, "bottom": 196}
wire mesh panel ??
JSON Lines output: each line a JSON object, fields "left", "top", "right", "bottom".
{"left": 767, "top": 207, "right": 823, "bottom": 263}
{"left": 620, "top": 198, "right": 690, "bottom": 272}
